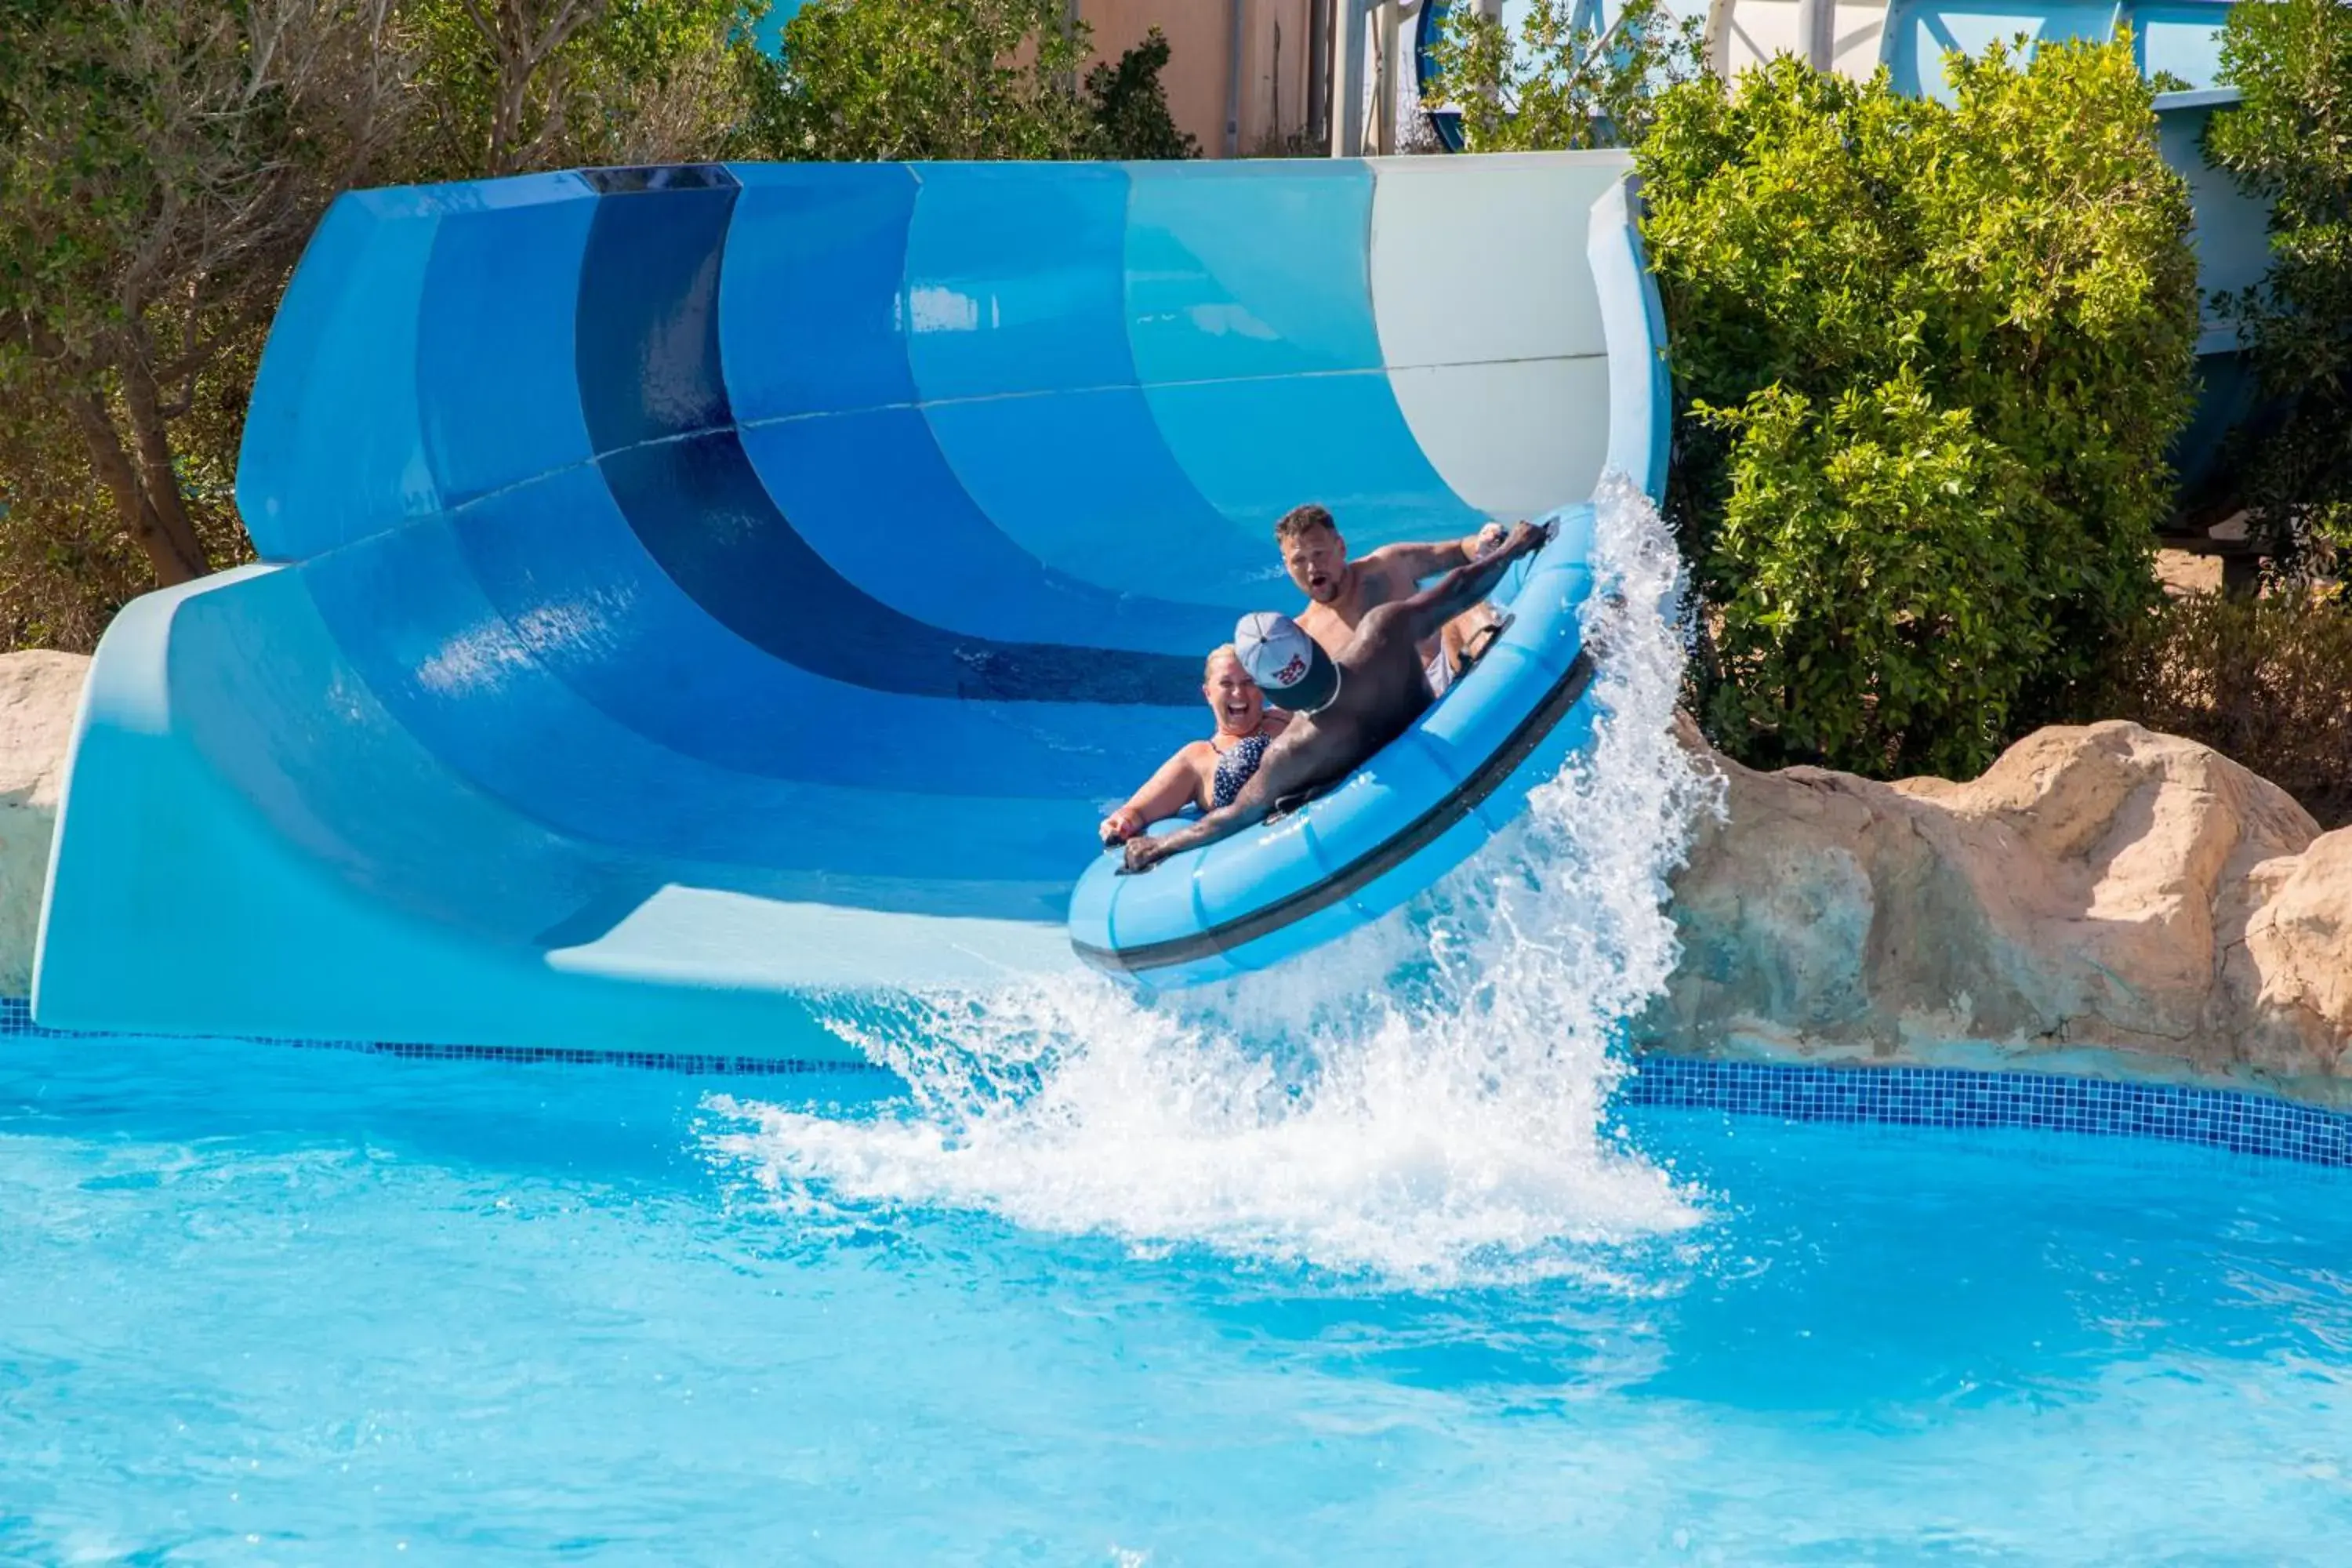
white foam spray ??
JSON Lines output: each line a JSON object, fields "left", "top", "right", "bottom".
{"left": 708, "top": 477, "right": 1724, "bottom": 1287}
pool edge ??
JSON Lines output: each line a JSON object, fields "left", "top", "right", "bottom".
{"left": 10, "top": 997, "right": 2350, "bottom": 1169}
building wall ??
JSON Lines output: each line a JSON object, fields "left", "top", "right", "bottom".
{"left": 1082, "top": 0, "right": 1316, "bottom": 156}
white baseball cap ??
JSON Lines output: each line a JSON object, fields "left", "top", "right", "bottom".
{"left": 1235, "top": 612, "right": 1341, "bottom": 713}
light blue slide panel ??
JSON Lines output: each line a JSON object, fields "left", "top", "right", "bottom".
{"left": 1883, "top": 0, "right": 2118, "bottom": 97}
{"left": 1884, "top": 0, "right": 2236, "bottom": 96}
{"left": 906, "top": 163, "right": 1272, "bottom": 603}
{"left": 37, "top": 151, "right": 1671, "bottom": 1058}
{"left": 1123, "top": 161, "right": 1486, "bottom": 548}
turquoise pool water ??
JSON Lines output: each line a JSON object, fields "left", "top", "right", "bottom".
{"left": 6, "top": 1031, "right": 2351, "bottom": 1564}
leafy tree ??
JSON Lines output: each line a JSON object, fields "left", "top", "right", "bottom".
{"left": 2208, "top": 0, "right": 2352, "bottom": 576}
{"left": 0, "top": 0, "right": 416, "bottom": 592}
{"left": 754, "top": 0, "right": 1193, "bottom": 161}
{"left": 0, "top": 400, "right": 168, "bottom": 652}
{"left": 1639, "top": 45, "right": 2200, "bottom": 776}
{"left": 407, "top": 0, "right": 777, "bottom": 176}
{"left": 0, "top": 0, "right": 779, "bottom": 646}
{"left": 1421, "top": 0, "right": 1707, "bottom": 152}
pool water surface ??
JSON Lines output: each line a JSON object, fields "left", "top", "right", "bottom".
{"left": 5, "top": 1032, "right": 2351, "bottom": 1563}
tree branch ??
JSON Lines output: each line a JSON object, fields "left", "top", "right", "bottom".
{"left": 117, "top": 347, "right": 213, "bottom": 580}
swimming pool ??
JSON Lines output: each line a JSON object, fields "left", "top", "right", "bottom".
{"left": 14, "top": 473, "right": 2345, "bottom": 1563}
{"left": 6, "top": 1027, "right": 2350, "bottom": 1563}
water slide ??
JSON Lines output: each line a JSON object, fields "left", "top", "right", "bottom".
{"left": 33, "top": 151, "right": 1668, "bottom": 1059}
{"left": 750, "top": 0, "right": 808, "bottom": 53}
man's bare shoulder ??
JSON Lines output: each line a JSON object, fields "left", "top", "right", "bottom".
{"left": 1352, "top": 547, "right": 1417, "bottom": 599}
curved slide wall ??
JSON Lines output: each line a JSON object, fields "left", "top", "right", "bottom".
{"left": 34, "top": 151, "right": 1667, "bottom": 1059}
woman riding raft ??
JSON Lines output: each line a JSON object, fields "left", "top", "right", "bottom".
{"left": 1098, "top": 646, "right": 1292, "bottom": 849}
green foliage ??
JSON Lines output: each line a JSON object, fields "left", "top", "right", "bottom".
{"left": 1421, "top": 0, "right": 1706, "bottom": 152}
{"left": 1697, "top": 373, "right": 2051, "bottom": 776}
{"left": 406, "top": 0, "right": 778, "bottom": 177}
{"left": 1637, "top": 45, "right": 2201, "bottom": 776}
{"left": 2100, "top": 586, "right": 2352, "bottom": 828}
{"left": 0, "top": 401, "right": 158, "bottom": 653}
{"left": 1083, "top": 27, "right": 1199, "bottom": 162}
{"left": 0, "top": 350, "right": 254, "bottom": 653}
{"left": 755, "top": 0, "right": 1194, "bottom": 162}
{"left": 2209, "top": 0, "right": 2352, "bottom": 575}
{"left": 1, "top": 0, "right": 402, "bottom": 604}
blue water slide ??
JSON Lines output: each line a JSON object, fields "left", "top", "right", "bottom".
{"left": 32, "top": 151, "right": 1668, "bottom": 1058}
{"left": 1881, "top": 0, "right": 2235, "bottom": 95}
{"left": 750, "top": 0, "right": 808, "bottom": 54}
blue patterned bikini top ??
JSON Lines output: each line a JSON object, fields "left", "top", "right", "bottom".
{"left": 1211, "top": 731, "right": 1273, "bottom": 810}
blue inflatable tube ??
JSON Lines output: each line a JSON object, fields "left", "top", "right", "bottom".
{"left": 1066, "top": 508, "right": 1603, "bottom": 987}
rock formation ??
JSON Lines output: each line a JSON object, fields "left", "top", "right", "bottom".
{"left": 0, "top": 652, "right": 90, "bottom": 996}
{"left": 1657, "top": 717, "right": 2352, "bottom": 1100}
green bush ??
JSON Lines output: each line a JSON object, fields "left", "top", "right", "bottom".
{"left": 1697, "top": 372, "right": 2052, "bottom": 776}
{"left": 1081, "top": 27, "right": 1200, "bottom": 161}
{"left": 1637, "top": 45, "right": 2201, "bottom": 776}
{"left": 2100, "top": 588, "right": 2352, "bottom": 828}
{"left": 2209, "top": 0, "right": 2352, "bottom": 576}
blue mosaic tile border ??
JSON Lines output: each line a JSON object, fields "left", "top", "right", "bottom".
{"left": 0, "top": 997, "right": 884, "bottom": 1078}
{"left": 1620, "top": 1053, "right": 2352, "bottom": 1168}
{"left": 8, "top": 997, "right": 2350, "bottom": 1169}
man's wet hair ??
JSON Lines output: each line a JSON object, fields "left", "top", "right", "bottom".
{"left": 1274, "top": 503, "right": 1338, "bottom": 543}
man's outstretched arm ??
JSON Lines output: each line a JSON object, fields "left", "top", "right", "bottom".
{"left": 1367, "top": 521, "right": 1508, "bottom": 583}
{"left": 1122, "top": 735, "right": 1324, "bottom": 873}
{"left": 1399, "top": 520, "right": 1550, "bottom": 643}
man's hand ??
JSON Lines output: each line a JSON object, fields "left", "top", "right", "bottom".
{"left": 1498, "top": 520, "right": 1548, "bottom": 562}
{"left": 1123, "top": 834, "right": 1170, "bottom": 873}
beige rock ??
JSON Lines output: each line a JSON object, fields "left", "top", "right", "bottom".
{"left": 2227, "top": 829, "right": 2352, "bottom": 1080}
{"left": 0, "top": 652, "right": 92, "bottom": 996}
{"left": 1658, "top": 717, "right": 2352, "bottom": 1099}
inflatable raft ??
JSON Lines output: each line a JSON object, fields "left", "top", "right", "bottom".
{"left": 1066, "top": 508, "right": 1605, "bottom": 987}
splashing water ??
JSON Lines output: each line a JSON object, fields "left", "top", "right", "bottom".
{"left": 709, "top": 478, "right": 1725, "bottom": 1287}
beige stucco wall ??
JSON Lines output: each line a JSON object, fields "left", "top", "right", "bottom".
{"left": 1082, "top": 0, "right": 1316, "bottom": 156}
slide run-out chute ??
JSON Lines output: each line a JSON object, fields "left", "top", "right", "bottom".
{"left": 34, "top": 151, "right": 1666, "bottom": 1058}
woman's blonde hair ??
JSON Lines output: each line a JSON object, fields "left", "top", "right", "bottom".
{"left": 1203, "top": 643, "right": 1245, "bottom": 681}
